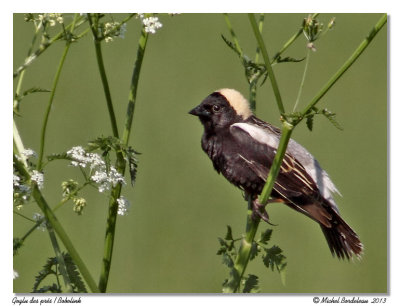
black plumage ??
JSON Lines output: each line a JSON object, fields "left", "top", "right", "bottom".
{"left": 189, "top": 88, "right": 363, "bottom": 259}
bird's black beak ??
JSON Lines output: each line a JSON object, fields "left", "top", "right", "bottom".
{"left": 189, "top": 104, "right": 209, "bottom": 117}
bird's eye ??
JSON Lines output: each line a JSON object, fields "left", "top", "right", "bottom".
{"left": 212, "top": 105, "right": 221, "bottom": 112}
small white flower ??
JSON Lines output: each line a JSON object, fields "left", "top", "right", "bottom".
{"left": 31, "top": 170, "right": 44, "bottom": 190}
{"left": 142, "top": 16, "right": 162, "bottom": 34}
{"left": 117, "top": 196, "right": 131, "bottom": 216}
{"left": 87, "top": 152, "right": 105, "bottom": 169}
{"left": 33, "top": 213, "right": 47, "bottom": 231}
{"left": 13, "top": 270, "right": 19, "bottom": 279}
{"left": 67, "top": 146, "right": 88, "bottom": 167}
{"left": 13, "top": 174, "right": 20, "bottom": 187}
{"left": 21, "top": 148, "right": 37, "bottom": 159}
{"left": 91, "top": 166, "right": 126, "bottom": 193}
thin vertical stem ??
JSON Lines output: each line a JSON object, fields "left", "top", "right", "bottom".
{"left": 88, "top": 13, "right": 120, "bottom": 139}
{"left": 293, "top": 47, "right": 311, "bottom": 111}
{"left": 121, "top": 28, "right": 149, "bottom": 147}
{"left": 249, "top": 13, "right": 265, "bottom": 113}
{"left": 248, "top": 13, "right": 285, "bottom": 116}
{"left": 37, "top": 14, "right": 78, "bottom": 170}
{"left": 223, "top": 14, "right": 243, "bottom": 58}
{"left": 98, "top": 26, "right": 149, "bottom": 293}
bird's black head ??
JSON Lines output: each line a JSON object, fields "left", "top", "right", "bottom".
{"left": 189, "top": 89, "right": 252, "bottom": 131}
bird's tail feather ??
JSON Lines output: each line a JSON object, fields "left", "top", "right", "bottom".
{"left": 320, "top": 211, "right": 363, "bottom": 260}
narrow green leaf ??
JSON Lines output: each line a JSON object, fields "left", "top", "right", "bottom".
{"left": 63, "top": 253, "right": 87, "bottom": 293}
{"left": 221, "top": 34, "right": 242, "bottom": 58}
{"left": 276, "top": 55, "right": 305, "bottom": 63}
{"left": 225, "top": 225, "right": 233, "bottom": 241}
{"left": 306, "top": 115, "right": 314, "bottom": 131}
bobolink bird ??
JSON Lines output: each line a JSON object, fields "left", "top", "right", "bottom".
{"left": 189, "top": 88, "right": 363, "bottom": 259}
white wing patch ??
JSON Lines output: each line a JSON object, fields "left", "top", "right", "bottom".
{"left": 232, "top": 123, "right": 280, "bottom": 148}
{"left": 231, "top": 122, "right": 341, "bottom": 210}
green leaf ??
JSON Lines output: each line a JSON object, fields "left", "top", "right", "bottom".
{"left": 15, "top": 87, "right": 50, "bottom": 103}
{"left": 222, "top": 253, "right": 234, "bottom": 268}
{"left": 124, "top": 146, "right": 139, "bottom": 186}
{"left": 242, "top": 274, "right": 260, "bottom": 293}
{"left": 224, "top": 225, "right": 233, "bottom": 241}
{"left": 13, "top": 238, "right": 23, "bottom": 256}
{"left": 32, "top": 253, "right": 87, "bottom": 293}
{"left": 47, "top": 152, "right": 70, "bottom": 162}
{"left": 222, "top": 268, "right": 240, "bottom": 293}
{"left": 221, "top": 34, "right": 242, "bottom": 58}
{"left": 259, "top": 228, "right": 273, "bottom": 245}
{"left": 63, "top": 253, "right": 87, "bottom": 293}
{"left": 32, "top": 257, "right": 59, "bottom": 293}
{"left": 306, "top": 115, "right": 314, "bottom": 131}
{"left": 276, "top": 55, "right": 305, "bottom": 63}
{"left": 216, "top": 237, "right": 228, "bottom": 255}
{"left": 262, "top": 245, "right": 287, "bottom": 285}
{"left": 321, "top": 108, "right": 343, "bottom": 130}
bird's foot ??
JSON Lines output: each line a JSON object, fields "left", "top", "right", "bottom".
{"left": 251, "top": 198, "right": 276, "bottom": 226}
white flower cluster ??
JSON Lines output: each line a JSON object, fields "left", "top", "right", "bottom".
{"left": 13, "top": 173, "right": 31, "bottom": 208}
{"left": 33, "top": 213, "right": 47, "bottom": 231}
{"left": 91, "top": 166, "right": 126, "bottom": 193}
{"left": 31, "top": 170, "right": 44, "bottom": 190}
{"left": 67, "top": 146, "right": 126, "bottom": 193}
{"left": 37, "top": 13, "right": 63, "bottom": 26}
{"left": 67, "top": 146, "right": 105, "bottom": 169}
{"left": 103, "top": 22, "right": 127, "bottom": 43}
{"left": 138, "top": 15, "right": 162, "bottom": 34}
{"left": 21, "top": 148, "right": 37, "bottom": 159}
{"left": 117, "top": 196, "right": 131, "bottom": 216}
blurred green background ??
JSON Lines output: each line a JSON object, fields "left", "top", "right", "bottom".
{"left": 13, "top": 13, "right": 387, "bottom": 293}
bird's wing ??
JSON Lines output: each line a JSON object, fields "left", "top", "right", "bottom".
{"left": 230, "top": 122, "right": 334, "bottom": 227}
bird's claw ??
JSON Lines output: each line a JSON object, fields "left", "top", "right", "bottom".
{"left": 251, "top": 199, "right": 277, "bottom": 226}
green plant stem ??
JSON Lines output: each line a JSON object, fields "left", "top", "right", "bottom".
{"left": 250, "top": 14, "right": 265, "bottom": 113}
{"left": 122, "top": 28, "right": 149, "bottom": 146}
{"left": 223, "top": 14, "right": 243, "bottom": 58}
{"left": 37, "top": 14, "right": 78, "bottom": 170}
{"left": 13, "top": 210, "right": 36, "bottom": 223}
{"left": 258, "top": 122, "right": 294, "bottom": 204}
{"left": 47, "top": 223, "right": 73, "bottom": 293}
{"left": 225, "top": 123, "right": 293, "bottom": 293}
{"left": 98, "top": 26, "right": 149, "bottom": 293}
{"left": 293, "top": 47, "right": 311, "bottom": 111}
{"left": 14, "top": 22, "right": 41, "bottom": 107}
{"left": 298, "top": 13, "right": 387, "bottom": 122}
{"left": 248, "top": 13, "right": 285, "bottom": 116}
{"left": 13, "top": 120, "right": 28, "bottom": 168}
{"left": 90, "top": 26, "right": 120, "bottom": 139}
